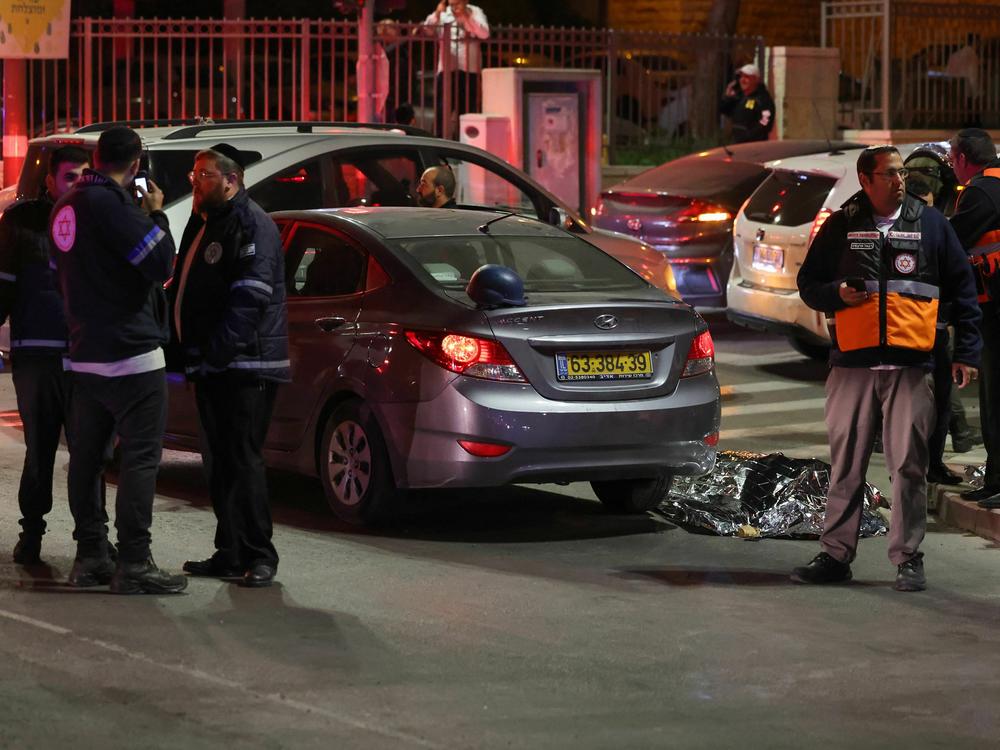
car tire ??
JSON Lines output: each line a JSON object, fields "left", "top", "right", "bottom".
{"left": 319, "top": 400, "right": 399, "bottom": 526}
{"left": 591, "top": 473, "right": 674, "bottom": 513}
{"left": 787, "top": 336, "right": 830, "bottom": 362}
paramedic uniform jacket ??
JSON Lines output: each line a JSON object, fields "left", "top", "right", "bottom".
{"left": 49, "top": 169, "right": 174, "bottom": 374}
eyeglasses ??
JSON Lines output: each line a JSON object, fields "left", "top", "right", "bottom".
{"left": 188, "top": 169, "right": 226, "bottom": 183}
{"left": 870, "top": 168, "right": 909, "bottom": 181}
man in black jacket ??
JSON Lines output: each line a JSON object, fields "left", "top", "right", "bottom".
{"left": 793, "top": 145, "right": 981, "bottom": 592}
{"left": 0, "top": 146, "right": 89, "bottom": 564}
{"left": 51, "top": 125, "right": 186, "bottom": 594}
{"left": 949, "top": 128, "right": 1000, "bottom": 508}
{"left": 171, "top": 143, "right": 289, "bottom": 588}
{"left": 719, "top": 63, "right": 775, "bottom": 144}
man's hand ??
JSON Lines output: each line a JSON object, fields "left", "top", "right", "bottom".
{"left": 724, "top": 81, "right": 737, "bottom": 97}
{"left": 435, "top": 0, "right": 447, "bottom": 15}
{"left": 953, "top": 363, "right": 978, "bottom": 389}
{"left": 838, "top": 282, "right": 869, "bottom": 306}
{"left": 139, "top": 177, "right": 165, "bottom": 213}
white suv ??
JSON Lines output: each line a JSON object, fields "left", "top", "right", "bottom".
{"left": 726, "top": 145, "right": 924, "bottom": 359}
{"left": 12, "top": 121, "right": 674, "bottom": 294}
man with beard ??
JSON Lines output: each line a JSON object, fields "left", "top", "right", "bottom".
{"left": 793, "top": 145, "right": 980, "bottom": 592}
{"left": 0, "top": 146, "right": 89, "bottom": 564}
{"left": 416, "top": 165, "right": 457, "bottom": 208}
{"left": 171, "top": 144, "right": 289, "bottom": 588}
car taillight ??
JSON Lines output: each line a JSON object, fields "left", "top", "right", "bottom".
{"left": 677, "top": 199, "right": 732, "bottom": 223}
{"left": 405, "top": 330, "right": 526, "bottom": 383}
{"left": 682, "top": 330, "right": 715, "bottom": 378}
{"left": 458, "top": 439, "right": 512, "bottom": 457}
{"left": 809, "top": 208, "right": 833, "bottom": 247}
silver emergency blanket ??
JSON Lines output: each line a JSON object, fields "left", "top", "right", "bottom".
{"left": 964, "top": 464, "right": 985, "bottom": 489}
{"left": 660, "top": 450, "right": 887, "bottom": 539}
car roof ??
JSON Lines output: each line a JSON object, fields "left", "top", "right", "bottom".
{"left": 762, "top": 143, "right": 930, "bottom": 176}
{"left": 276, "top": 207, "right": 571, "bottom": 240}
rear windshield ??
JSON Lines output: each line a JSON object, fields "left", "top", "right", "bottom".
{"left": 17, "top": 142, "right": 261, "bottom": 206}
{"left": 625, "top": 158, "right": 767, "bottom": 200}
{"left": 744, "top": 170, "right": 837, "bottom": 226}
{"left": 391, "top": 234, "right": 649, "bottom": 293}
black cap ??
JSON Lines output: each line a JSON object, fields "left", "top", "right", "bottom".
{"left": 210, "top": 142, "right": 246, "bottom": 170}
{"left": 96, "top": 125, "right": 142, "bottom": 167}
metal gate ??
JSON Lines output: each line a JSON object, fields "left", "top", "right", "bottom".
{"left": 821, "top": 0, "right": 889, "bottom": 130}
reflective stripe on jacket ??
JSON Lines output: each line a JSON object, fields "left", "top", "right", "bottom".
{"left": 829, "top": 193, "right": 939, "bottom": 354}
{"left": 966, "top": 167, "right": 1000, "bottom": 303}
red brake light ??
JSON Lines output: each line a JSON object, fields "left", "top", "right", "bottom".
{"left": 676, "top": 198, "right": 732, "bottom": 223}
{"left": 703, "top": 432, "right": 719, "bottom": 446}
{"left": 405, "top": 330, "right": 526, "bottom": 383}
{"left": 809, "top": 208, "right": 833, "bottom": 247}
{"left": 682, "top": 330, "right": 715, "bottom": 378}
{"left": 458, "top": 440, "right": 512, "bottom": 457}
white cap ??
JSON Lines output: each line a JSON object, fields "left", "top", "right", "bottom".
{"left": 737, "top": 63, "right": 760, "bottom": 78}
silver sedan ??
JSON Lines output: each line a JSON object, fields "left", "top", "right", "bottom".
{"left": 164, "top": 208, "right": 720, "bottom": 524}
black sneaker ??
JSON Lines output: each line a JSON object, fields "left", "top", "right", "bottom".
{"left": 109, "top": 558, "right": 188, "bottom": 595}
{"left": 12, "top": 535, "right": 42, "bottom": 565}
{"left": 791, "top": 552, "right": 852, "bottom": 584}
{"left": 67, "top": 556, "right": 116, "bottom": 587}
{"left": 894, "top": 553, "right": 926, "bottom": 592}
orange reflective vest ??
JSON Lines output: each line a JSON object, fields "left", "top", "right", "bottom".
{"left": 829, "top": 195, "right": 939, "bottom": 354}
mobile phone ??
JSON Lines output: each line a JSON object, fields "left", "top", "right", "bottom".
{"left": 845, "top": 277, "right": 866, "bottom": 292}
{"left": 134, "top": 171, "right": 149, "bottom": 198}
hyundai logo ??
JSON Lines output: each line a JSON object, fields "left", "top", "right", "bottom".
{"left": 594, "top": 314, "right": 619, "bottom": 330}
{"left": 626, "top": 217, "right": 642, "bottom": 233}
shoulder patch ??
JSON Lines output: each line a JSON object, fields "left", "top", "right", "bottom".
{"left": 51, "top": 205, "right": 77, "bottom": 252}
{"left": 239, "top": 243, "right": 256, "bottom": 258}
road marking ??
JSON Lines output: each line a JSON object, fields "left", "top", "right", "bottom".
{"left": 0, "top": 606, "right": 442, "bottom": 748}
{"left": 720, "top": 381, "right": 815, "bottom": 397}
{"left": 721, "top": 420, "right": 826, "bottom": 440}
{"left": 721, "top": 397, "right": 827, "bottom": 418}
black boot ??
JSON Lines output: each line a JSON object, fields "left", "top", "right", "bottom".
{"left": 791, "top": 552, "right": 852, "bottom": 584}
{"left": 110, "top": 558, "right": 187, "bottom": 595}
{"left": 67, "top": 555, "right": 116, "bottom": 587}
{"left": 12, "top": 534, "right": 42, "bottom": 565}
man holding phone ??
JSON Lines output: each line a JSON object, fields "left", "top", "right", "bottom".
{"left": 794, "top": 145, "right": 981, "bottom": 592}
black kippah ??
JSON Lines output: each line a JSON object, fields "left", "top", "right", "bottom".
{"left": 210, "top": 142, "right": 246, "bottom": 169}
{"left": 958, "top": 127, "right": 991, "bottom": 140}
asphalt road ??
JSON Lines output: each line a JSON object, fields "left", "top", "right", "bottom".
{"left": 1, "top": 314, "right": 999, "bottom": 749}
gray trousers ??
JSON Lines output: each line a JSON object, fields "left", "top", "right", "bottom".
{"left": 822, "top": 367, "right": 934, "bottom": 566}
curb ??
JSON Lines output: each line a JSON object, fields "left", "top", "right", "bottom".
{"left": 935, "top": 487, "right": 1000, "bottom": 544}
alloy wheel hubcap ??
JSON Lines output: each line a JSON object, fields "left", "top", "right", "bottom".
{"left": 328, "top": 420, "right": 372, "bottom": 507}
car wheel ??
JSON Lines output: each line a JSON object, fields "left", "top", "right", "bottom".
{"left": 319, "top": 400, "right": 399, "bottom": 525}
{"left": 787, "top": 336, "right": 830, "bottom": 362}
{"left": 591, "top": 473, "right": 674, "bottom": 513}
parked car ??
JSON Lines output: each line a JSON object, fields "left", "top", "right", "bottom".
{"left": 14, "top": 120, "right": 676, "bottom": 295}
{"left": 593, "top": 140, "right": 865, "bottom": 307}
{"left": 162, "top": 208, "right": 721, "bottom": 524}
{"left": 725, "top": 144, "right": 927, "bottom": 359}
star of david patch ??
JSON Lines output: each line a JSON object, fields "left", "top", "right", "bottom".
{"left": 52, "top": 205, "right": 76, "bottom": 252}
{"left": 203, "top": 242, "right": 223, "bottom": 265}
{"left": 894, "top": 253, "right": 916, "bottom": 274}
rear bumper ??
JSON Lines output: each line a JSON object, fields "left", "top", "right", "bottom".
{"left": 375, "top": 372, "right": 721, "bottom": 489}
{"left": 725, "top": 279, "right": 831, "bottom": 343}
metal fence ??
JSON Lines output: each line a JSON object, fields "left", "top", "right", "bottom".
{"left": 822, "top": 0, "right": 1000, "bottom": 130}
{"left": 18, "top": 18, "right": 763, "bottom": 163}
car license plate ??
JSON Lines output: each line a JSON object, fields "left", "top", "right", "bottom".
{"left": 751, "top": 243, "right": 784, "bottom": 272}
{"left": 555, "top": 351, "right": 653, "bottom": 381}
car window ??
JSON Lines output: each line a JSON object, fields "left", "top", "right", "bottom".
{"left": 744, "top": 171, "right": 838, "bottom": 227}
{"left": 331, "top": 152, "right": 420, "bottom": 207}
{"left": 391, "top": 234, "right": 647, "bottom": 293}
{"left": 249, "top": 157, "right": 325, "bottom": 212}
{"left": 432, "top": 153, "right": 542, "bottom": 219}
{"left": 284, "top": 224, "right": 366, "bottom": 298}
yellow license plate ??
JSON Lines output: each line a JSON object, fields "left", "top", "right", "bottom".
{"left": 556, "top": 351, "right": 653, "bottom": 381}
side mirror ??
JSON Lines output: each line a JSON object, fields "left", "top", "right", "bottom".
{"left": 548, "top": 206, "right": 573, "bottom": 230}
